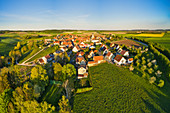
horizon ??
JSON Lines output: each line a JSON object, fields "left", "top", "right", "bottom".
{"left": 0, "top": 0, "right": 170, "bottom": 30}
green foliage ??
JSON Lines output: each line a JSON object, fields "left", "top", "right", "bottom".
{"left": 62, "top": 64, "right": 76, "bottom": 81}
{"left": 30, "top": 65, "right": 49, "bottom": 86}
{"left": 53, "top": 63, "right": 63, "bottom": 80}
{"left": 0, "top": 89, "right": 12, "bottom": 113}
{"left": 40, "top": 84, "right": 64, "bottom": 107}
{"left": 158, "top": 80, "right": 164, "bottom": 88}
{"left": 76, "top": 87, "right": 93, "bottom": 94}
{"left": 58, "top": 95, "right": 73, "bottom": 113}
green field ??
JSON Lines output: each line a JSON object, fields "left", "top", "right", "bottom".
{"left": 136, "top": 33, "right": 170, "bottom": 50}
{"left": 26, "top": 46, "right": 58, "bottom": 62}
{"left": 73, "top": 63, "right": 170, "bottom": 113}
{"left": 0, "top": 37, "right": 20, "bottom": 55}
{"left": 40, "top": 84, "right": 64, "bottom": 106}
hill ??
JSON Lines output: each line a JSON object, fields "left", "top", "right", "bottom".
{"left": 73, "top": 63, "right": 170, "bottom": 113}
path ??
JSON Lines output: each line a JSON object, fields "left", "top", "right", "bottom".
{"left": 18, "top": 47, "right": 45, "bottom": 66}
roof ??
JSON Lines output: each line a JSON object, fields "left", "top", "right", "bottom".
{"left": 93, "top": 56, "right": 103, "bottom": 61}
{"left": 120, "top": 50, "right": 128, "bottom": 55}
{"left": 114, "top": 55, "right": 123, "bottom": 62}
{"left": 76, "top": 51, "right": 85, "bottom": 56}
{"left": 128, "top": 58, "right": 133, "bottom": 61}
{"left": 88, "top": 61, "right": 98, "bottom": 64}
{"left": 106, "top": 51, "right": 112, "bottom": 57}
{"left": 76, "top": 56, "right": 85, "bottom": 62}
{"left": 45, "top": 54, "right": 51, "bottom": 59}
{"left": 39, "top": 58, "right": 44, "bottom": 63}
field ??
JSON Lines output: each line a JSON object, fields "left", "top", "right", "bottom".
{"left": 0, "top": 37, "right": 20, "bottom": 55}
{"left": 73, "top": 63, "right": 170, "bottom": 113}
{"left": 135, "top": 32, "right": 165, "bottom": 37}
{"left": 113, "top": 39, "right": 143, "bottom": 48}
{"left": 40, "top": 84, "right": 64, "bottom": 106}
{"left": 135, "top": 33, "right": 170, "bottom": 50}
{"left": 26, "top": 46, "right": 58, "bottom": 62}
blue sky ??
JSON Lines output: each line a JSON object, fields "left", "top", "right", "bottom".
{"left": 0, "top": 0, "right": 170, "bottom": 30}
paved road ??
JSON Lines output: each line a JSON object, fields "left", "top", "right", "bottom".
{"left": 18, "top": 47, "right": 46, "bottom": 66}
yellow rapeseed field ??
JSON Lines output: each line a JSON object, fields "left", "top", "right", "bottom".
{"left": 135, "top": 32, "right": 165, "bottom": 37}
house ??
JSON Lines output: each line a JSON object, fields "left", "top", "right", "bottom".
{"left": 76, "top": 56, "right": 86, "bottom": 65}
{"left": 120, "top": 50, "right": 129, "bottom": 57}
{"left": 113, "top": 44, "right": 120, "bottom": 50}
{"left": 53, "top": 50, "right": 63, "bottom": 56}
{"left": 103, "top": 48, "right": 109, "bottom": 55}
{"left": 77, "top": 66, "right": 88, "bottom": 79}
{"left": 110, "top": 43, "right": 115, "bottom": 47}
{"left": 93, "top": 56, "right": 105, "bottom": 63}
{"left": 117, "top": 48, "right": 122, "bottom": 53}
{"left": 114, "top": 55, "right": 126, "bottom": 65}
{"left": 54, "top": 41, "right": 60, "bottom": 45}
{"left": 105, "top": 51, "right": 113, "bottom": 60}
{"left": 128, "top": 58, "right": 133, "bottom": 63}
{"left": 88, "top": 50, "right": 95, "bottom": 58}
{"left": 89, "top": 46, "right": 95, "bottom": 49}
{"left": 76, "top": 51, "right": 85, "bottom": 57}
{"left": 72, "top": 46, "right": 80, "bottom": 52}
{"left": 38, "top": 58, "right": 45, "bottom": 64}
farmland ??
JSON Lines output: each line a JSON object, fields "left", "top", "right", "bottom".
{"left": 73, "top": 63, "right": 170, "bottom": 113}
{"left": 0, "top": 37, "right": 20, "bottom": 55}
{"left": 135, "top": 33, "right": 170, "bottom": 50}
{"left": 113, "top": 39, "right": 143, "bottom": 48}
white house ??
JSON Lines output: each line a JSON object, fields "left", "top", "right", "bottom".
{"left": 105, "top": 51, "right": 113, "bottom": 60}
{"left": 120, "top": 50, "right": 129, "bottom": 57}
{"left": 72, "top": 46, "right": 80, "bottom": 52}
{"left": 78, "top": 66, "right": 88, "bottom": 79}
{"left": 114, "top": 55, "right": 126, "bottom": 65}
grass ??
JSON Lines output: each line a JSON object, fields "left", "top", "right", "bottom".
{"left": 26, "top": 46, "right": 58, "bottom": 62}
{"left": 19, "top": 48, "right": 41, "bottom": 63}
{"left": 40, "top": 84, "right": 64, "bottom": 106}
{"left": 0, "top": 37, "right": 20, "bottom": 55}
{"left": 73, "top": 63, "right": 170, "bottom": 113}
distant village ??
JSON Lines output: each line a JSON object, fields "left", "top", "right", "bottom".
{"left": 38, "top": 34, "right": 134, "bottom": 79}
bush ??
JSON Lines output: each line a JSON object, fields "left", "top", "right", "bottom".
{"left": 157, "top": 80, "right": 164, "bottom": 88}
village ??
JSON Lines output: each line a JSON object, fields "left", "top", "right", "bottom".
{"left": 37, "top": 33, "right": 135, "bottom": 79}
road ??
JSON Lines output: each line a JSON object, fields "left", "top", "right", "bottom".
{"left": 18, "top": 47, "right": 46, "bottom": 66}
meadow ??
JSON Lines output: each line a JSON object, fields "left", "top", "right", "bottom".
{"left": 0, "top": 37, "right": 20, "bottom": 55}
{"left": 73, "top": 63, "right": 170, "bottom": 113}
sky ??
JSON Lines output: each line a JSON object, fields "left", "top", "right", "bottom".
{"left": 0, "top": 0, "right": 170, "bottom": 30}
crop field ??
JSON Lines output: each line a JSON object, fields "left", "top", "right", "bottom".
{"left": 0, "top": 37, "right": 20, "bottom": 55}
{"left": 135, "top": 32, "right": 165, "bottom": 37}
{"left": 40, "top": 84, "right": 64, "bottom": 106}
{"left": 113, "top": 39, "right": 143, "bottom": 48}
{"left": 136, "top": 33, "right": 170, "bottom": 50}
{"left": 73, "top": 63, "right": 170, "bottom": 113}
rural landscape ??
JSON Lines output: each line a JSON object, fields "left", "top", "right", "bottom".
{"left": 0, "top": 0, "right": 170, "bottom": 113}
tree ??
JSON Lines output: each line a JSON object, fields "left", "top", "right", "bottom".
{"left": 157, "top": 79, "right": 164, "bottom": 88}
{"left": 20, "top": 100, "right": 55, "bottom": 113}
{"left": 17, "top": 42, "right": 21, "bottom": 49}
{"left": 30, "top": 65, "right": 48, "bottom": 86}
{"left": 58, "top": 95, "right": 73, "bottom": 113}
{"left": 53, "top": 63, "right": 63, "bottom": 81}
{"left": 62, "top": 64, "right": 76, "bottom": 81}
{"left": 0, "top": 67, "right": 10, "bottom": 93}
{"left": 149, "top": 76, "right": 156, "bottom": 84}
{"left": 0, "top": 89, "right": 12, "bottom": 113}
{"left": 148, "top": 68, "right": 154, "bottom": 74}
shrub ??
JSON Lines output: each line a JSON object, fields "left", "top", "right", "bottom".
{"left": 157, "top": 80, "right": 164, "bottom": 88}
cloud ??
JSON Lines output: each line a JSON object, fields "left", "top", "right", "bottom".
{"left": 0, "top": 13, "right": 44, "bottom": 22}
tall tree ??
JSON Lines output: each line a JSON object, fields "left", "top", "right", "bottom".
{"left": 58, "top": 95, "right": 72, "bottom": 113}
{"left": 62, "top": 64, "right": 76, "bottom": 82}
{"left": 53, "top": 63, "right": 63, "bottom": 81}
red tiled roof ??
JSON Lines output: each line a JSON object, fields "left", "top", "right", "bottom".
{"left": 45, "top": 54, "right": 51, "bottom": 59}
{"left": 39, "top": 58, "right": 44, "bottom": 63}
{"left": 120, "top": 50, "right": 126, "bottom": 55}
{"left": 93, "top": 56, "right": 103, "bottom": 61}
{"left": 128, "top": 58, "right": 133, "bottom": 61}
{"left": 114, "top": 55, "right": 123, "bottom": 62}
